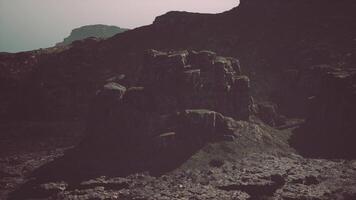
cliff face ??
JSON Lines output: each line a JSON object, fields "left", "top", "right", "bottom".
{"left": 56, "top": 24, "right": 129, "bottom": 46}
{"left": 291, "top": 68, "right": 356, "bottom": 158}
{"left": 0, "top": 0, "right": 355, "bottom": 121}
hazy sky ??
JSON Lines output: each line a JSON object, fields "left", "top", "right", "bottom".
{"left": 0, "top": 0, "right": 239, "bottom": 53}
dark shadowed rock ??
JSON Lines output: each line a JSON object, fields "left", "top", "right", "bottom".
{"left": 75, "top": 50, "right": 255, "bottom": 174}
{"left": 175, "top": 109, "right": 234, "bottom": 140}
{"left": 187, "top": 50, "right": 216, "bottom": 69}
{"left": 255, "top": 102, "right": 287, "bottom": 127}
{"left": 291, "top": 68, "right": 356, "bottom": 158}
{"left": 273, "top": 65, "right": 341, "bottom": 117}
{"left": 140, "top": 49, "right": 253, "bottom": 120}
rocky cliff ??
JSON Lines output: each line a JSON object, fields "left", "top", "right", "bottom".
{"left": 82, "top": 50, "right": 253, "bottom": 154}
{"left": 291, "top": 68, "right": 356, "bottom": 158}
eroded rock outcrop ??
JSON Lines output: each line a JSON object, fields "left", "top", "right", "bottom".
{"left": 291, "top": 68, "right": 356, "bottom": 158}
{"left": 140, "top": 49, "right": 252, "bottom": 120}
{"left": 77, "top": 50, "right": 254, "bottom": 171}
{"left": 273, "top": 65, "right": 341, "bottom": 117}
{"left": 254, "top": 102, "right": 286, "bottom": 127}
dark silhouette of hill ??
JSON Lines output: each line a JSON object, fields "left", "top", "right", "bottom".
{"left": 56, "top": 24, "right": 129, "bottom": 46}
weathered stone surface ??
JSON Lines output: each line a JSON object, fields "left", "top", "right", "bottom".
{"left": 255, "top": 102, "right": 286, "bottom": 127}
{"left": 273, "top": 65, "right": 339, "bottom": 117}
{"left": 140, "top": 49, "right": 253, "bottom": 120}
{"left": 291, "top": 68, "right": 356, "bottom": 158}
{"left": 79, "top": 50, "right": 255, "bottom": 156}
{"left": 74, "top": 49, "right": 257, "bottom": 175}
{"left": 175, "top": 109, "right": 231, "bottom": 140}
{"left": 187, "top": 50, "right": 216, "bottom": 69}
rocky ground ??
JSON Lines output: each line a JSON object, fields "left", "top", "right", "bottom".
{"left": 1, "top": 120, "right": 356, "bottom": 200}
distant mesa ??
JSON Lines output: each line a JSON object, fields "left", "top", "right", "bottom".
{"left": 56, "top": 24, "right": 129, "bottom": 46}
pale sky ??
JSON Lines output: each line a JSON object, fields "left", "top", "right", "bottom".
{"left": 0, "top": 0, "right": 239, "bottom": 53}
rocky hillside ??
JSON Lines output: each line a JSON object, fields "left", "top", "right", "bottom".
{"left": 2, "top": 50, "right": 356, "bottom": 200}
{"left": 0, "top": 0, "right": 354, "bottom": 122}
{"left": 56, "top": 24, "right": 129, "bottom": 46}
{"left": 1, "top": 1, "right": 356, "bottom": 199}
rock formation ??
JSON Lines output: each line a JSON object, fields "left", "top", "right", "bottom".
{"left": 291, "top": 68, "right": 356, "bottom": 158}
{"left": 81, "top": 50, "right": 252, "bottom": 158}
{"left": 1, "top": 1, "right": 356, "bottom": 199}
{"left": 139, "top": 49, "right": 251, "bottom": 120}
{"left": 56, "top": 24, "right": 129, "bottom": 46}
{"left": 0, "top": 0, "right": 355, "bottom": 121}
{"left": 254, "top": 102, "right": 286, "bottom": 127}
